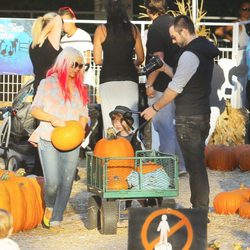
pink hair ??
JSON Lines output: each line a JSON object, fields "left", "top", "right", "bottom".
{"left": 46, "top": 48, "right": 88, "bottom": 105}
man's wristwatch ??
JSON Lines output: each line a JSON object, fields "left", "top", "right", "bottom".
{"left": 145, "top": 83, "right": 153, "bottom": 89}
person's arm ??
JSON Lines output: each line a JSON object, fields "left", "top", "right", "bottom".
{"left": 93, "top": 25, "right": 105, "bottom": 65}
{"left": 79, "top": 115, "right": 88, "bottom": 131}
{"left": 31, "top": 107, "right": 65, "bottom": 127}
{"left": 141, "top": 51, "right": 200, "bottom": 120}
{"left": 214, "top": 25, "right": 233, "bottom": 41}
{"left": 133, "top": 25, "right": 145, "bottom": 67}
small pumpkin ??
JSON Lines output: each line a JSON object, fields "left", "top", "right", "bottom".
{"left": 238, "top": 202, "right": 250, "bottom": 219}
{"left": 94, "top": 128, "right": 134, "bottom": 168}
{"left": 51, "top": 120, "right": 85, "bottom": 151}
{"left": 136, "top": 162, "right": 161, "bottom": 174}
{"left": 213, "top": 191, "right": 248, "bottom": 215}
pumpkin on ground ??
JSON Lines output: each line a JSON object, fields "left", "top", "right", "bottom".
{"left": 94, "top": 128, "right": 134, "bottom": 168}
{"left": 213, "top": 191, "right": 248, "bottom": 215}
{"left": 0, "top": 171, "right": 44, "bottom": 233}
{"left": 233, "top": 144, "right": 250, "bottom": 162}
{"left": 238, "top": 202, "right": 250, "bottom": 219}
{"left": 51, "top": 120, "right": 85, "bottom": 151}
{"left": 232, "top": 185, "right": 250, "bottom": 201}
{"left": 237, "top": 148, "right": 250, "bottom": 171}
{"left": 205, "top": 145, "right": 237, "bottom": 171}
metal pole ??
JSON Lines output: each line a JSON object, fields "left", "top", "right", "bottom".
{"left": 192, "top": 0, "right": 198, "bottom": 23}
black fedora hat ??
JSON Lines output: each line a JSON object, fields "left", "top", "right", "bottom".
{"left": 109, "top": 105, "right": 134, "bottom": 126}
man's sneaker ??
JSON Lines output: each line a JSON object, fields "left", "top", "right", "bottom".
{"left": 42, "top": 207, "right": 53, "bottom": 229}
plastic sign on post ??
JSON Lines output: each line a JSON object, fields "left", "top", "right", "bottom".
{"left": 128, "top": 207, "right": 207, "bottom": 250}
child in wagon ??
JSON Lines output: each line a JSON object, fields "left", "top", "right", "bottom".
{"left": 109, "top": 105, "right": 144, "bottom": 152}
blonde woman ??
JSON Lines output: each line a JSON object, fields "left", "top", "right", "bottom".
{"left": 29, "top": 12, "right": 63, "bottom": 94}
{"left": 0, "top": 209, "right": 20, "bottom": 250}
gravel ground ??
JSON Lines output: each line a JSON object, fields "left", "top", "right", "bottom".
{"left": 10, "top": 160, "right": 250, "bottom": 250}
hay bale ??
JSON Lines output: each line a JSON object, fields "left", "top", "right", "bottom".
{"left": 208, "top": 100, "right": 248, "bottom": 146}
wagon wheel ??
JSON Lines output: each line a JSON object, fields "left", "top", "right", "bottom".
{"left": 100, "top": 200, "right": 118, "bottom": 235}
{"left": 86, "top": 195, "right": 101, "bottom": 230}
{"left": 6, "top": 155, "right": 21, "bottom": 172}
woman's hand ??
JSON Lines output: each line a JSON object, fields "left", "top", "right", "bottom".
{"left": 51, "top": 119, "right": 66, "bottom": 127}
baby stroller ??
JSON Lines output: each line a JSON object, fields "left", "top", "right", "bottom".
{"left": 0, "top": 80, "right": 36, "bottom": 173}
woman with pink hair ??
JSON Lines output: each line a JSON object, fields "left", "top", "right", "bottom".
{"left": 29, "top": 47, "right": 89, "bottom": 230}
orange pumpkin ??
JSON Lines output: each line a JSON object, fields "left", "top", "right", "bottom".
{"left": 107, "top": 167, "right": 133, "bottom": 180}
{"left": 0, "top": 173, "right": 44, "bottom": 233}
{"left": 205, "top": 145, "right": 237, "bottom": 171}
{"left": 107, "top": 175, "right": 128, "bottom": 190}
{"left": 232, "top": 186, "right": 250, "bottom": 201}
{"left": 94, "top": 134, "right": 134, "bottom": 168}
{"left": 238, "top": 202, "right": 250, "bottom": 219}
{"left": 136, "top": 162, "right": 161, "bottom": 174}
{"left": 51, "top": 120, "right": 85, "bottom": 151}
{"left": 213, "top": 191, "right": 248, "bottom": 215}
{"left": 238, "top": 148, "right": 250, "bottom": 171}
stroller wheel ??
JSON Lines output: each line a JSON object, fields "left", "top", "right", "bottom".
{"left": 6, "top": 156, "right": 21, "bottom": 172}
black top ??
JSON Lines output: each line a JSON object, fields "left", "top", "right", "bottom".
{"left": 100, "top": 24, "right": 138, "bottom": 84}
{"left": 175, "top": 37, "right": 220, "bottom": 116}
{"left": 29, "top": 38, "right": 62, "bottom": 93}
{"left": 146, "top": 14, "right": 179, "bottom": 92}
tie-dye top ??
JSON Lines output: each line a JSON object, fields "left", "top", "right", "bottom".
{"left": 28, "top": 74, "right": 89, "bottom": 143}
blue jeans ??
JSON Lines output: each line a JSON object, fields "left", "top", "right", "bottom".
{"left": 148, "top": 91, "right": 185, "bottom": 170}
{"left": 38, "top": 139, "right": 80, "bottom": 222}
{"left": 175, "top": 114, "right": 210, "bottom": 210}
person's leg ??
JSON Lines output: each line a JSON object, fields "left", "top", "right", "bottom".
{"left": 175, "top": 115, "right": 210, "bottom": 210}
{"left": 50, "top": 147, "right": 80, "bottom": 223}
{"left": 38, "top": 139, "right": 60, "bottom": 227}
{"left": 38, "top": 139, "right": 60, "bottom": 209}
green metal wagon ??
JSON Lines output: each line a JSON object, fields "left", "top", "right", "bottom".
{"left": 86, "top": 150, "right": 179, "bottom": 235}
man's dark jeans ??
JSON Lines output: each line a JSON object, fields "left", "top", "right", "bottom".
{"left": 175, "top": 114, "right": 210, "bottom": 210}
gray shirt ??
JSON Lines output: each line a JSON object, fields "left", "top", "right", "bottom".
{"left": 168, "top": 51, "right": 200, "bottom": 93}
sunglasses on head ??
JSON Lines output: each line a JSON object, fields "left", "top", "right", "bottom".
{"left": 72, "top": 62, "right": 84, "bottom": 69}
{"left": 58, "top": 6, "right": 76, "bottom": 17}
{"left": 241, "top": 7, "right": 250, "bottom": 12}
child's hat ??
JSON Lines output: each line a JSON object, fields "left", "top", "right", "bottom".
{"left": 109, "top": 105, "right": 134, "bottom": 125}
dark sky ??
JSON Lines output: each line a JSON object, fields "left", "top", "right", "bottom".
{"left": 1, "top": 0, "right": 239, "bottom": 19}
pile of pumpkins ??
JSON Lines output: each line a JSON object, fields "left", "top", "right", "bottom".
{"left": 93, "top": 128, "right": 161, "bottom": 190}
{"left": 213, "top": 185, "right": 250, "bottom": 219}
{"left": 205, "top": 144, "right": 250, "bottom": 171}
{"left": 0, "top": 169, "right": 44, "bottom": 233}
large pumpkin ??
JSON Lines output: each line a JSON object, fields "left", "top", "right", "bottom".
{"left": 94, "top": 128, "right": 134, "bottom": 168}
{"left": 213, "top": 191, "right": 248, "bottom": 215}
{"left": 51, "top": 120, "right": 85, "bottom": 151}
{"left": 0, "top": 172, "right": 44, "bottom": 233}
{"left": 237, "top": 148, "right": 250, "bottom": 171}
{"left": 205, "top": 145, "right": 237, "bottom": 171}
